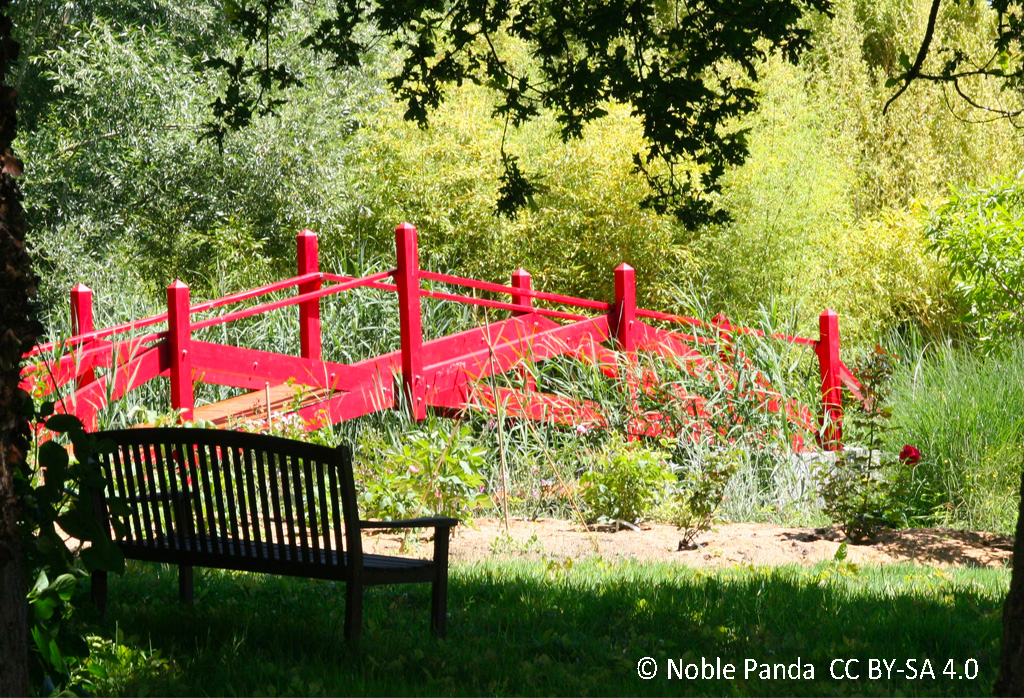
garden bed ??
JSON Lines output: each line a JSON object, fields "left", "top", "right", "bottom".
{"left": 363, "top": 517, "right": 1014, "bottom": 569}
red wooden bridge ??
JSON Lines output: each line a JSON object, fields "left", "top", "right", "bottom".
{"left": 20, "top": 223, "right": 861, "bottom": 449}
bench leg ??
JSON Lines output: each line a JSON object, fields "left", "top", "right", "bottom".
{"left": 179, "top": 564, "right": 194, "bottom": 605}
{"left": 431, "top": 575, "right": 448, "bottom": 638}
{"left": 345, "top": 581, "right": 363, "bottom": 645}
{"left": 92, "top": 570, "right": 108, "bottom": 621}
{"left": 431, "top": 530, "right": 451, "bottom": 638}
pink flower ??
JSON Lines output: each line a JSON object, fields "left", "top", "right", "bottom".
{"left": 576, "top": 424, "right": 589, "bottom": 435}
{"left": 408, "top": 465, "right": 420, "bottom": 474}
{"left": 899, "top": 445, "right": 921, "bottom": 466}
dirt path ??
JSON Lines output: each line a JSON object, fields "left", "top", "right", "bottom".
{"left": 363, "top": 517, "right": 1014, "bottom": 569}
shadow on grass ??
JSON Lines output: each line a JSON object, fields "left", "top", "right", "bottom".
{"left": 94, "top": 558, "right": 1007, "bottom": 696}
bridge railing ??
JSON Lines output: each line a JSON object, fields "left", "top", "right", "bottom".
{"left": 22, "top": 222, "right": 860, "bottom": 449}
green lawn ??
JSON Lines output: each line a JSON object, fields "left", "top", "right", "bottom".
{"left": 86, "top": 557, "right": 1008, "bottom": 696}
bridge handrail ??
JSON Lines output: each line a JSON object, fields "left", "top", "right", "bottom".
{"left": 323, "top": 271, "right": 593, "bottom": 322}
{"left": 418, "top": 287, "right": 590, "bottom": 322}
{"left": 188, "top": 270, "right": 396, "bottom": 332}
{"left": 635, "top": 308, "right": 818, "bottom": 347}
{"left": 419, "top": 271, "right": 612, "bottom": 312}
{"left": 25, "top": 272, "right": 324, "bottom": 358}
{"left": 322, "top": 272, "right": 396, "bottom": 292}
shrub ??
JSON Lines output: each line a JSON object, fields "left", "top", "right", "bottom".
{"left": 926, "top": 174, "right": 1024, "bottom": 350}
{"left": 353, "top": 428, "right": 421, "bottom": 522}
{"left": 356, "top": 420, "right": 490, "bottom": 524}
{"left": 579, "top": 434, "right": 674, "bottom": 525}
{"left": 667, "top": 447, "right": 741, "bottom": 549}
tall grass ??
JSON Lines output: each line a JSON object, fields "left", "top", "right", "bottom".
{"left": 886, "top": 340, "right": 1024, "bottom": 534}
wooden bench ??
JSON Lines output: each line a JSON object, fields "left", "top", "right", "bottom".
{"left": 89, "top": 427, "right": 457, "bottom": 642}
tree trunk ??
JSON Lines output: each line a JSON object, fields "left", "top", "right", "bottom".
{"left": 995, "top": 470, "right": 1024, "bottom": 695}
{"left": 0, "top": 3, "right": 37, "bottom": 695}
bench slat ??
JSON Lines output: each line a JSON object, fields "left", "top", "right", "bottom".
{"left": 149, "top": 441, "right": 171, "bottom": 549}
{"left": 229, "top": 448, "right": 248, "bottom": 557}
{"left": 304, "top": 459, "right": 320, "bottom": 561}
{"left": 241, "top": 446, "right": 264, "bottom": 561}
{"left": 327, "top": 459, "right": 346, "bottom": 558}
{"left": 279, "top": 451, "right": 297, "bottom": 563}
{"left": 255, "top": 447, "right": 275, "bottom": 554}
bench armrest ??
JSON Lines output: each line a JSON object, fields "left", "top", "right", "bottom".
{"left": 360, "top": 517, "right": 459, "bottom": 530}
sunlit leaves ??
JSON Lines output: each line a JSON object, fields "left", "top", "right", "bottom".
{"left": 926, "top": 174, "right": 1024, "bottom": 349}
{"left": 208, "top": 0, "right": 832, "bottom": 226}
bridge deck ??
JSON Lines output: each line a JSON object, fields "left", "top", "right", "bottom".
{"left": 193, "top": 383, "right": 335, "bottom": 428}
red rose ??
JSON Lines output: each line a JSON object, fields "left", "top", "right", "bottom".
{"left": 899, "top": 444, "right": 921, "bottom": 466}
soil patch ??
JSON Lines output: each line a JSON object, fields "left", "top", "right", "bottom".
{"left": 363, "top": 517, "right": 1014, "bottom": 569}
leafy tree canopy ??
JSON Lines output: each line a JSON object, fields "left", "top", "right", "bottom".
{"left": 202, "top": 0, "right": 832, "bottom": 228}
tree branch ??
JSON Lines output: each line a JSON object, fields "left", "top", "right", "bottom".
{"left": 883, "top": 0, "right": 943, "bottom": 114}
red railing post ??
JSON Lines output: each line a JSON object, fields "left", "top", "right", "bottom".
{"left": 395, "top": 222, "right": 426, "bottom": 421}
{"left": 613, "top": 263, "right": 636, "bottom": 352}
{"left": 511, "top": 268, "right": 536, "bottom": 391}
{"left": 297, "top": 229, "right": 322, "bottom": 361}
{"left": 167, "top": 280, "right": 194, "bottom": 422}
{"left": 816, "top": 309, "right": 842, "bottom": 450}
{"left": 511, "top": 268, "right": 533, "bottom": 314}
{"left": 613, "top": 263, "right": 640, "bottom": 440}
{"left": 70, "top": 283, "right": 97, "bottom": 430}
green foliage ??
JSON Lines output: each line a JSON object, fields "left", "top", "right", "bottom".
{"left": 884, "top": 0, "right": 1024, "bottom": 121}
{"left": 353, "top": 428, "right": 421, "bottom": 521}
{"left": 344, "top": 92, "right": 694, "bottom": 307}
{"left": 668, "top": 448, "right": 742, "bottom": 549}
{"left": 579, "top": 434, "right": 674, "bottom": 524}
{"left": 17, "top": 0, "right": 1001, "bottom": 353}
{"left": 356, "top": 420, "right": 490, "bottom": 523}
{"left": 693, "top": 0, "right": 1016, "bottom": 346}
{"left": 926, "top": 174, "right": 1024, "bottom": 348}
{"left": 83, "top": 629, "right": 182, "bottom": 695}
{"left": 14, "top": 0, "right": 378, "bottom": 311}
{"left": 15, "top": 399, "right": 127, "bottom": 692}
{"left": 205, "top": 0, "right": 832, "bottom": 226}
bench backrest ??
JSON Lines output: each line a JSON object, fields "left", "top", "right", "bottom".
{"left": 92, "top": 428, "right": 363, "bottom": 572}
